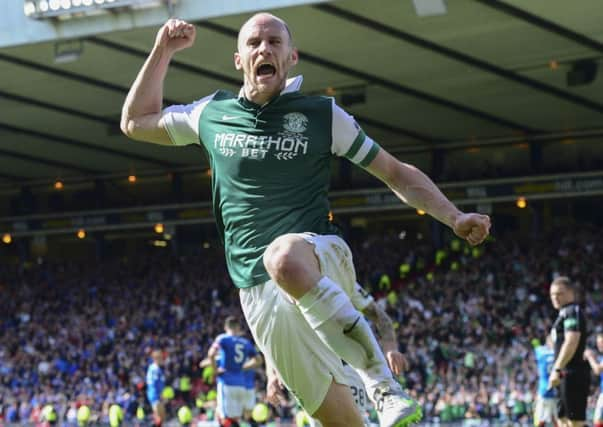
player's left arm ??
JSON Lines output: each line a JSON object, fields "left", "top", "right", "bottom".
{"left": 243, "top": 343, "right": 263, "bottom": 370}
{"left": 365, "top": 149, "right": 490, "bottom": 246}
{"left": 362, "top": 301, "right": 407, "bottom": 375}
{"left": 242, "top": 354, "right": 264, "bottom": 370}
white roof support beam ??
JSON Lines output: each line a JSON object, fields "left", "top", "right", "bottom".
{"left": 0, "top": 0, "right": 330, "bottom": 48}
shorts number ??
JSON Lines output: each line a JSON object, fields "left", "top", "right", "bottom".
{"left": 350, "top": 385, "right": 365, "bottom": 408}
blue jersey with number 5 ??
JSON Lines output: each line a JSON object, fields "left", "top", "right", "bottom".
{"left": 212, "top": 334, "right": 256, "bottom": 386}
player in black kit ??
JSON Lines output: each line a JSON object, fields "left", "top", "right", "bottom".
{"left": 548, "top": 276, "right": 589, "bottom": 427}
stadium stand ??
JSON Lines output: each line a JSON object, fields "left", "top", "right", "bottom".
{"left": 1, "top": 224, "right": 602, "bottom": 425}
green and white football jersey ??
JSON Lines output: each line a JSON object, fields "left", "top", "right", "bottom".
{"left": 162, "top": 76, "right": 380, "bottom": 288}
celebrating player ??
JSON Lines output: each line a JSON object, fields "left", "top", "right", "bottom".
{"left": 121, "top": 12, "right": 490, "bottom": 427}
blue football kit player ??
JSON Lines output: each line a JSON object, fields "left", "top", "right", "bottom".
{"left": 208, "top": 316, "right": 263, "bottom": 426}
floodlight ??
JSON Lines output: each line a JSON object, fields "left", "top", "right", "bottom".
{"left": 24, "top": 0, "right": 172, "bottom": 19}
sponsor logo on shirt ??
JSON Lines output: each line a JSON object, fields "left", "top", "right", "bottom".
{"left": 213, "top": 112, "right": 311, "bottom": 161}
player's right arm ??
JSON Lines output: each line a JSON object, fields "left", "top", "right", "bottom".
{"left": 120, "top": 19, "right": 196, "bottom": 145}
{"left": 206, "top": 337, "right": 221, "bottom": 373}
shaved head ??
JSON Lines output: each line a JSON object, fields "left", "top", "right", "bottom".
{"left": 234, "top": 11, "right": 298, "bottom": 105}
{"left": 238, "top": 13, "right": 293, "bottom": 50}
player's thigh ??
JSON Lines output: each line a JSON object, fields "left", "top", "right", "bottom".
{"left": 301, "top": 234, "right": 357, "bottom": 294}
{"left": 313, "top": 380, "right": 364, "bottom": 427}
{"left": 240, "top": 282, "right": 347, "bottom": 415}
{"left": 242, "top": 388, "right": 256, "bottom": 412}
{"left": 535, "top": 397, "right": 555, "bottom": 424}
{"left": 217, "top": 383, "right": 245, "bottom": 418}
{"left": 544, "top": 398, "right": 557, "bottom": 423}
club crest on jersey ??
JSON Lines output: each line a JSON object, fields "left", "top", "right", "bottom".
{"left": 283, "top": 112, "right": 308, "bottom": 133}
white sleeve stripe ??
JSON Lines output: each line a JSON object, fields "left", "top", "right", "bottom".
{"left": 350, "top": 137, "right": 375, "bottom": 164}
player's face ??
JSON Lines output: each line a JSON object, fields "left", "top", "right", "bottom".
{"left": 235, "top": 16, "right": 298, "bottom": 101}
{"left": 549, "top": 283, "right": 572, "bottom": 309}
{"left": 597, "top": 335, "right": 603, "bottom": 352}
{"left": 152, "top": 351, "right": 164, "bottom": 365}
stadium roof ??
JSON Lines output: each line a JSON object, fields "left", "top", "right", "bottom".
{"left": 0, "top": 0, "right": 602, "bottom": 186}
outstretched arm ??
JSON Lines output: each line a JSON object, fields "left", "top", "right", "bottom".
{"left": 120, "top": 18, "right": 196, "bottom": 145}
{"left": 366, "top": 150, "right": 490, "bottom": 246}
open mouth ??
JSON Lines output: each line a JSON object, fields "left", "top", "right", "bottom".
{"left": 256, "top": 63, "right": 276, "bottom": 79}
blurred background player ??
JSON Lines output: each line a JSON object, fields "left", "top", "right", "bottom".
{"left": 146, "top": 349, "right": 167, "bottom": 427}
{"left": 584, "top": 332, "right": 603, "bottom": 427}
{"left": 206, "top": 316, "right": 263, "bottom": 427}
{"left": 548, "top": 277, "right": 589, "bottom": 427}
{"left": 533, "top": 336, "right": 557, "bottom": 427}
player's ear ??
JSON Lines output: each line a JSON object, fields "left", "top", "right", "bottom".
{"left": 289, "top": 48, "right": 298, "bottom": 66}
{"left": 234, "top": 52, "right": 242, "bottom": 71}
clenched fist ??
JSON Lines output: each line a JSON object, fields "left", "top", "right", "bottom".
{"left": 452, "top": 213, "right": 491, "bottom": 246}
{"left": 154, "top": 18, "right": 196, "bottom": 54}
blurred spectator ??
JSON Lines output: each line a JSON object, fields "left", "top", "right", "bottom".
{"left": 0, "top": 224, "right": 602, "bottom": 423}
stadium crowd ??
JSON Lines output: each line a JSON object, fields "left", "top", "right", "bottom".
{"left": 1, "top": 223, "right": 602, "bottom": 425}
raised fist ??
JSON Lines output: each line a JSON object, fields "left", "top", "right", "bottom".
{"left": 154, "top": 19, "right": 196, "bottom": 54}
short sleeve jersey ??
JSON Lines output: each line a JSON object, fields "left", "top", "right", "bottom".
{"left": 534, "top": 345, "right": 556, "bottom": 398}
{"left": 551, "top": 303, "right": 587, "bottom": 370}
{"left": 211, "top": 334, "right": 257, "bottom": 386}
{"left": 162, "top": 76, "right": 381, "bottom": 288}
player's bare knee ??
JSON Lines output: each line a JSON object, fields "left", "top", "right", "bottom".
{"left": 263, "top": 234, "right": 308, "bottom": 283}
